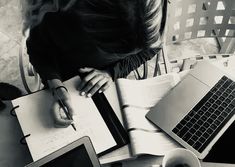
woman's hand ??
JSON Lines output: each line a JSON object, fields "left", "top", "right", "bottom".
{"left": 77, "top": 67, "right": 112, "bottom": 97}
{"left": 48, "top": 79, "right": 76, "bottom": 128}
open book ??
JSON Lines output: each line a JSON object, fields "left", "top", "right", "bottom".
{"left": 115, "top": 73, "right": 181, "bottom": 157}
{"left": 11, "top": 77, "right": 128, "bottom": 162}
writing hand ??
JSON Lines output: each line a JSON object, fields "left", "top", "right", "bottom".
{"left": 51, "top": 86, "right": 76, "bottom": 128}
{"left": 77, "top": 67, "right": 112, "bottom": 97}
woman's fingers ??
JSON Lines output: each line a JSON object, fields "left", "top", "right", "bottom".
{"left": 86, "top": 76, "right": 108, "bottom": 96}
{"left": 63, "top": 99, "right": 76, "bottom": 118}
{"left": 77, "top": 67, "right": 112, "bottom": 97}
{"left": 99, "top": 80, "right": 112, "bottom": 93}
{"left": 77, "top": 70, "right": 96, "bottom": 91}
{"left": 51, "top": 102, "right": 73, "bottom": 128}
{"left": 80, "top": 74, "right": 106, "bottom": 97}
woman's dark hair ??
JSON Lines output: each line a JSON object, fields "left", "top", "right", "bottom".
{"left": 24, "top": 0, "right": 164, "bottom": 53}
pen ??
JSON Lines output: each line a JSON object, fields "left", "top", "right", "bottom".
{"left": 54, "top": 91, "right": 77, "bottom": 131}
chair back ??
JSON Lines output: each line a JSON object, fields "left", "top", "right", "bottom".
{"left": 19, "top": 29, "right": 42, "bottom": 93}
{"left": 166, "top": 0, "right": 235, "bottom": 44}
{"left": 156, "top": 0, "right": 235, "bottom": 75}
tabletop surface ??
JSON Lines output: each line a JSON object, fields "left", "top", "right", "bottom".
{"left": 1, "top": 72, "right": 235, "bottom": 167}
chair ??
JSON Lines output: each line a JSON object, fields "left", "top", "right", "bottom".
{"left": 156, "top": 0, "right": 235, "bottom": 75}
{"left": 19, "top": 30, "right": 42, "bottom": 94}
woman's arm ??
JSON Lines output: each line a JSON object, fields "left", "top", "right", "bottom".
{"left": 26, "top": 14, "right": 76, "bottom": 127}
{"left": 26, "top": 14, "right": 62, "bottom": 84}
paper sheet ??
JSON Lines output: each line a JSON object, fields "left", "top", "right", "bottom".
{"left": 116, "top": 73, "right": 181, "bottom": 156}
{"left": 117, "top": 73, "right": 180, "bottom": 108}
{"left": 123, "top": 107, "right": 160, "bottom": 131}
{"left": 12, "top": 77, "right": 116, "bottom": 161}
{"left": 130, "top": 130, "right": 180, "bottom": 156}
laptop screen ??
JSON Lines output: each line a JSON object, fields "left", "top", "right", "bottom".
{"left": 42, "top": 144, "right": 93, "bottom": 167}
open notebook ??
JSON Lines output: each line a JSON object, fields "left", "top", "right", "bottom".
{"left": 11, "top": 77, "right": 128, "bottom": 162}
{"left": 115, "top": 73, "right": 181, "bottom": 156}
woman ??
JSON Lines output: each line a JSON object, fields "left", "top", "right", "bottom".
{"left": 24, "top": 0, "right": 167, "bottom": 127}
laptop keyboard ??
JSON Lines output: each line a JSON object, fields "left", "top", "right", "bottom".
{"left": 172, "top": 76, "right": 235, "bottom": 153}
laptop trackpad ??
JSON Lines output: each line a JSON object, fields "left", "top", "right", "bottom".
{"left": 203, "top": 121, "right": 235, "bottom": 164}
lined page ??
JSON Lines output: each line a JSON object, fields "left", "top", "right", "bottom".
{"left": 117, "top": 73, "right": 180, "bottom": 108}
{"left": 116, "top": 73, "right": 181, "bottom": 156}
{"left": 123, "top": 107, "right": 160, "bottom": 131}
{"left": 130, "top": 130, "right": 180, "bottom": 156}
{"left": 12, "top": 77, "right": 116, "bottom": 161}
{"left": 123, "top": 107, "right": 180, "bottom": 156}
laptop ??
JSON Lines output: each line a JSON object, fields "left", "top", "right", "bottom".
{"left": 25, "top": 136, "right": 101, "bottom": 167}
{"left": 146, "top": 61, "right": 235, "bottom": 160}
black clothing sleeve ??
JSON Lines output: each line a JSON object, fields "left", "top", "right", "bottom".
{"left": 26, "top": 15, "right": 62, "bottom": 83}
{"left": 109, "top": 48, "right": 160, "bottom": 80}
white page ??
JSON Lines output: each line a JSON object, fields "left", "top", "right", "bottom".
{"left": 12, "top": 77, "right": 116, "bottom": 161}
{"left": 117, "top": 73, "right": 180, "bottom": 108}
{"left": 123, "top": 107, "right": 160, "bottom": 131}
{"left": 129, "top": 130, "right": 180, "bottom": 156}
{"left": 117, "top": 73, "right": 180, "bottom": 131}
{"left": 116, "top": 73, "right": 181, "bottom": 156}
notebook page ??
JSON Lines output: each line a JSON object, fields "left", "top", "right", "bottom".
{"left": 130, "top": 130, "right": 180, "bottom": 156}
{"left": 123, "top": 107, "right": 180, "bottom": 156}
{"left": 12, "top": 77, "right": 116, "bottom": 161}
{"left": 124, "top": 107, "right": 160, "bottom": 131}
{"left": 116, "top": 73, "right": 180, "bottom": 108}
{"left": 116, "top": 73, "right": 181, "bottom": 155}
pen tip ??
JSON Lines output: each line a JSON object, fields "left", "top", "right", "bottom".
{"left": 72, "top": 124, "right": 77, "bottom": 131}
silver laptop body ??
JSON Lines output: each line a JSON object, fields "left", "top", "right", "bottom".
{"left": 146, "top": 61, "right": 235, "bottom": 159}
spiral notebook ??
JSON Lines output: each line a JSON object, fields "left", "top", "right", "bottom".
{"left": 11, "top": 77, "right": 128, "bottom": 162}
